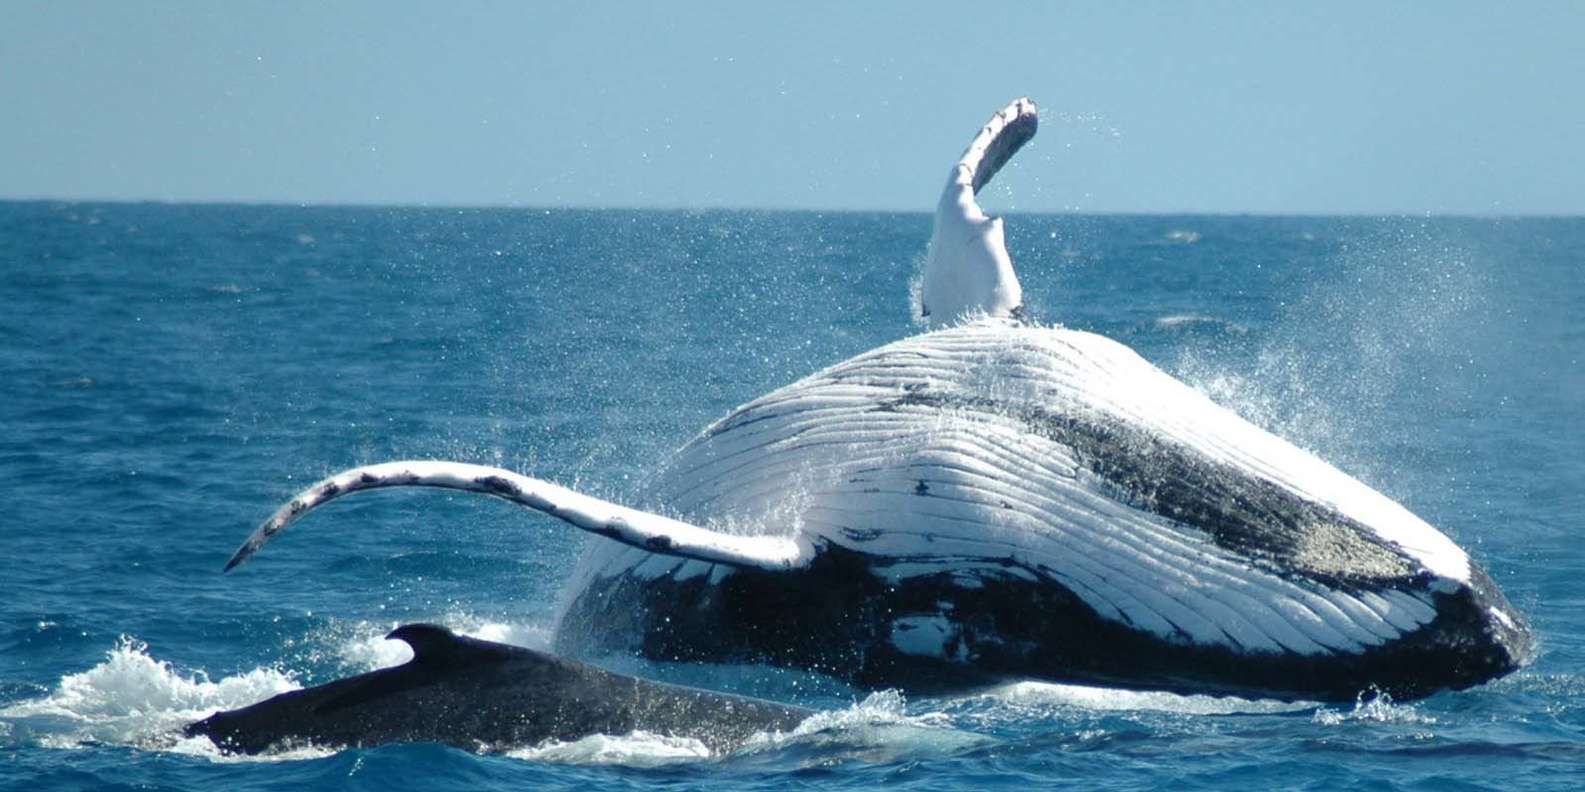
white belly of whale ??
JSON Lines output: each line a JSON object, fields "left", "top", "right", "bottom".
{"left": 574, "top": 320, "right": 1470, "bottom": 658}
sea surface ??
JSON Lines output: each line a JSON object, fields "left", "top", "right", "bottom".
{"left": 1, "top": 202, "right": 1581, "bottom": 789}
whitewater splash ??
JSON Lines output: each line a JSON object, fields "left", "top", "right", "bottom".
{"left": 0, "top": 616, "right": 552, "bottom": 760}
{"left": 1171, "top": 220, "right": 1492, "bottom": 492}
{"left": 0, "top": 616, "right": 1438, "bottom": 767}
{"left": 736, "top": 689, "right": 988, "bottom": 764}
{"left": 507, "top": 730, "right": 716, "bottom": 766}
{"left": 1312, "top": 690, "right": 1437, "bottom": 727}
{"left": 502, "top": 690, "right": 981, "bottom": 767}
{"left": 0, "top": 621, "right": 976, "bottom": 766}
{"left": 0, "top": 637, "right": 303, "bottom": 759}
{"left": 980, "top": 680, "right": 1316, "bottom": 716}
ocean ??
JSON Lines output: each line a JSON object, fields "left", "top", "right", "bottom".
{"left": 1, "top": 202, "right": 1581, "bottom": 789}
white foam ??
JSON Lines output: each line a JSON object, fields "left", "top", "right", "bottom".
{"left": 0, "top": 616, "right": 555, "bottom": 760}
{"left": 166, "top": 736, "right": 339, "bottom": 763}
{"left": 498, "top": 691, "right": 982, "bottom": 767}
{"left": 1312, "top": 690, "right": 1434, "bottom": 726}
{"left": 0, "top": 637, "right": 300, "bottom": 755}
{"left": 505, "top": 731, "right": 713, "bottom": 765}
{"left": 741, "top": 690, "right": 988, "bottom": 762}
{"left": 773, "top": 689, "right": 945, "bottom": 735}
{"left": 496, "top": 690, "right": 980, "bottom": 766}
{"left": 980, "top": 680, "right": 1315, "bottom": 715}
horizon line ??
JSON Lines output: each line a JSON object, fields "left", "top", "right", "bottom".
{"left": 2, "top": 196, "right": 1581, "bottom": 221}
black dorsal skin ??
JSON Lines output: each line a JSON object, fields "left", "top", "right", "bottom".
{"left": 185, "top": 624, "right": 811, "bottom": 755}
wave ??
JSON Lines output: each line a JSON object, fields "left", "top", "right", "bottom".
{"left": 506, "top": 730, "right": 714, "bottom": 765}
{"left": 742, "top": 689, "right": 988, "bottom": 759}
{"left": 0, "top": 627, "right": 982, "bottom": 768}
{"left": 0, "top": 636, "right": 304, "bottom": 759}
{"left": 7, "top": 621, "right": 1424, "bottom": 769}
{"left": 503, "top": 690, "right": 986, "bottom": 766}
{"left": 0, "top": 615, "right": 553, "bottom": 761}
{"left": 1312, "top": 690, "right": 1435, "bottom": 726}
{"left": 1153, "top": 314, "right": 1248, "bottom": 334}
{"left": 975, "top": 680, "right": 1314, "bottom": 716}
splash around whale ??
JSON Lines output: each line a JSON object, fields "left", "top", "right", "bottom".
{"left": 219, "top": 98, "right": 1532, "bottom": 702}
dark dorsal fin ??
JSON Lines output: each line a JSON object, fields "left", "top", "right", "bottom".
{"left": 386, "top": 623, "right": 468, "bottom": 664}
{"left": 385, "top": 623, "right": 528, "bottom": 669}
{"left": 304, "top": 624, "right": 506, "bottom": 716}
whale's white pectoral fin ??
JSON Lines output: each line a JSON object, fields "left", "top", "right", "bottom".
{"left": 223, "top": 461, "right": 815, "bottom": 573}
{"left": 922, "top": 97, "right": 1037, "bottom": 328}
{"left": 959, "top": 97, "right": 1039, "bottom": 195}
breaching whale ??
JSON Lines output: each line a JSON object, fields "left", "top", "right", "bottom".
{"left": 222, "top": 98, "right": 1532, "bottom": 701}
{"left": 187, "top": 624, "right": 810, "bottom": 754}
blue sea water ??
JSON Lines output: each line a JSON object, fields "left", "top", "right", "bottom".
{"left": 1, "top": 201, "right": 1581, "bottom": 789}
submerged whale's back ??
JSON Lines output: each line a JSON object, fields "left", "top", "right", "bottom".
{"left": 187, "top": 624, "right": 810, "bottom": 754}
{"left": 562, "top": 321, "right": 1531, "bottom": 699}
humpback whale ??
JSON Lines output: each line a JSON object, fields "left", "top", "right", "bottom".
{"left": 222, "top": 98, "right": 1532, "bottom": 701}
{"left": 186, "top": 624, "right": 810, "bottom": 754}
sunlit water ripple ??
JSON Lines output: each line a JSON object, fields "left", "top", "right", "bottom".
{"left": 2, "top": 203, "right": 1581, "bottom": 789}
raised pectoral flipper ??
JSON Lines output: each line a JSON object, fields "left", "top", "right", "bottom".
{"left": 922, "top": 97, "right": 1037, "bottom": 327}
{"left": 224, "top": 460, "right": 814, "bottom": 573}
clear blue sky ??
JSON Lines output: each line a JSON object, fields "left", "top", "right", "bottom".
{"left": 4, "top": 2, "right": 1580, "bottom": 214}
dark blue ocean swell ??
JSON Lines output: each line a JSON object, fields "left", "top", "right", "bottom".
{"left": 1, "top": 203, "right": 1582, "bottom": 789}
